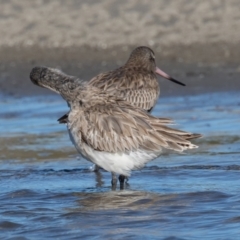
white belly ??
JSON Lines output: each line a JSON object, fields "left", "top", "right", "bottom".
{"left": 67, "top": 127, "right": 162, "bottom": 176}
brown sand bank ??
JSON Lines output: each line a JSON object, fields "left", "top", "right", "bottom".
{"left": 0, "top": 0, "right": 240, "bottom": 97}
{"left": 1, "top": 0, "right": 240, "bottom": 48}
{"left": 0, "top": 45, "right": 240, "bottom": 98}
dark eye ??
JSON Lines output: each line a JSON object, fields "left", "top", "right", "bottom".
{"left": 79, "top": 100, "right": 83, "bottom": 106}
{"left": 149, "top": 56, "right": 155, "bottom": 61}
{"left": 149, "top": 53, "right": 155, "bottom": 61}
{"left": 150, "top": 52, "right": 155, "bottom": 60}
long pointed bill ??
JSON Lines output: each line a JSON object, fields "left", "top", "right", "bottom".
{"left": 155, "top": 67, "right": 185, "bottom": 86}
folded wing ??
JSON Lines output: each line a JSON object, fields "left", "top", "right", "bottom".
{"left": 77, "top": 102, "right": 201, "bottom": 154}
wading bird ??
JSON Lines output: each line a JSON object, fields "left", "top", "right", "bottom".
{"left": 30, "top": 67, "right": 200, "bottom": 189}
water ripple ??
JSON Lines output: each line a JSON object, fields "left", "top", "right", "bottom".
{"left": 1, "top": 92, "right": 240, "bottom": 239}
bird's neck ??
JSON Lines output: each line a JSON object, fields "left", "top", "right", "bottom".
{"left": 125, "top": 60, "right": 154, "bottom": 73}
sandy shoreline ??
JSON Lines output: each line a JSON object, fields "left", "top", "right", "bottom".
{"left": 0, "top": 45, "right": 240, "bottom": 98}
{"left": 1, "top": 0, "right": 240, "bottom": 48}
{"left": 1, "top": 0, "right": 240, "bottom": 97}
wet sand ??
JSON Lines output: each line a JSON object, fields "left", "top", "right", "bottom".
{"left": 1, "top": 1, "right": 240, "bottom": 239}
{"left": 1, "top": 45, "right": 240, "bottom": 98}
{"left": 1, "top": 49, "right": 240, "bottom": 239}
{"left": 1, "top": 0, "right": 240, "bottom": 97}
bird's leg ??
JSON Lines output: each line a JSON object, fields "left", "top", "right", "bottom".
{"left": 119, "top": 175, "right": 126, "bottom": 190}
{"left": 93, "top": 164, "right": 100, "bottom": 172}
{"left": 111, "top": 173, "right": 118, "bottom": 190}
{"left": 90, "top": 164, "right": 100, "bottom": 172}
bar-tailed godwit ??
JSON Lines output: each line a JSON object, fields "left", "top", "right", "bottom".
{"left": 30, "top": 67, "right": 200, "bottom": 189}
{"left": 58, "top": 46, "right": 185, "bottom": 124}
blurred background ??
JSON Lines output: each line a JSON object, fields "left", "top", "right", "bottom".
{"left": 0, "top": 0, "right": 240, "bottom": 96}
{"left": 1, "top": 1, "right": 240, "bottom": 239}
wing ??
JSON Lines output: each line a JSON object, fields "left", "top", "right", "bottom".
{"left": 88, "top": 69, "right": 160, "bottom": 111}
{"left": 77, "top": 102, "right": 200, "bottom": 154}
{"left": 88, "top": 71, "right": 118, "bottom": 91}
{"left": 118, "top": 88, "right": 159, "bottom": 111}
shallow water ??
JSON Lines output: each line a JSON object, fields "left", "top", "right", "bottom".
{"left": 1, "top": 92, "right": 240, "bottom": 239}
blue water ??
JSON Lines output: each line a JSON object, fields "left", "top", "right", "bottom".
{"left": 0, "top": 92, "right": 240, "bottom": 239}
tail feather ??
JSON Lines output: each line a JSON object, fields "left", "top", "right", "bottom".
{"left": 183, "top": 133, "right": 202, "bottom": 140}
{"left": 152, "top": 120, "right": 202, "bottom": 152}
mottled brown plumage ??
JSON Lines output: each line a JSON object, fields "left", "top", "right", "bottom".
{"left": 67, "top": 90, "right": 200, "bottom": 154}
{"left": 88, "top": 47, "right": 159, "bottom": 111}
{"left": 88, "top": 46, "right": 184, "bottom": 111}
{"left": 30, "top": 66, "right": 200, "bottom": 187}
{"left": 57, "top": 46, "right": 185, "bottom": 123}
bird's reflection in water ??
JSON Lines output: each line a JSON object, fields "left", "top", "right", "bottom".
{"left": 72, "top": 190, "right": 179, "bottom": 212}
{"left": 94, "top": 170, "right": 104, "bottom": 188}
